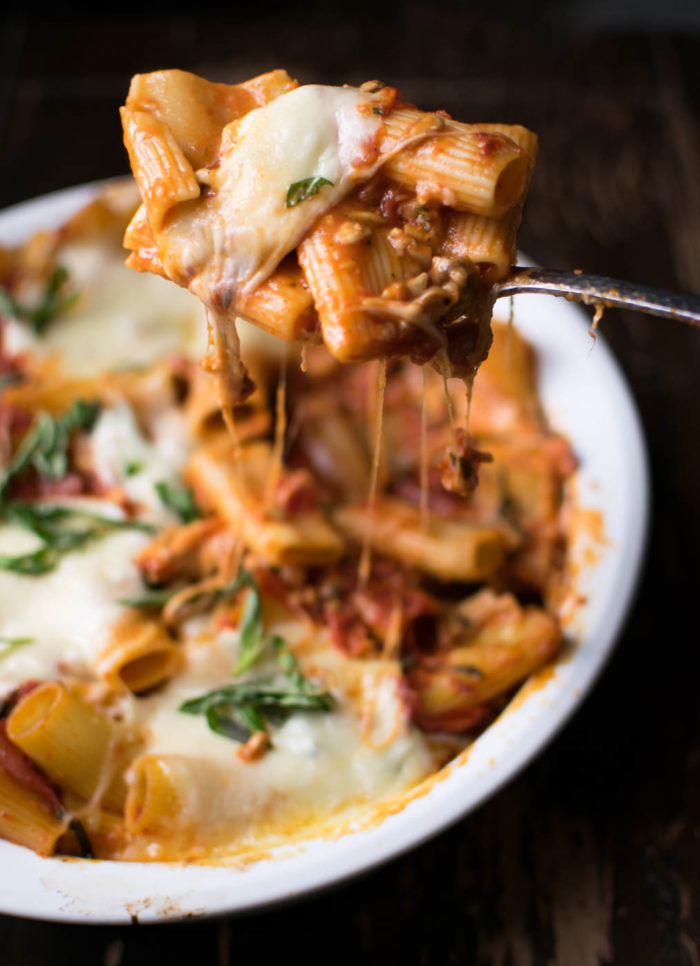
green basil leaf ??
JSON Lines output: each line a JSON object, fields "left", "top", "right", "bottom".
{"left": 179, "top": 669, "right": 335, "bottom": 744}
{"left": 124, "top": 460, "right": 143, "bottom": 477}
{"left": 154, "top": 481, "right": 201, "bottom": 523}
{"left": 0, "top": 399, "right": 100, "bottom": 502}
{"left": 0, "top": 636, "right": 34, "bottom": 661}
{"left": 272, "top": 635, "right": 293, "bottom": 667}
{"left": 205, "top": 703, "right": 254, "bottom": 742}
{"left": 118, "top": 588, "right": 175, "bottom": 609}
{"left": 285, "top": 176, "right": 333, "bottom": 208}
{"left": 5, "top": 502, "right": 155, "bottom": 537}
{"left": 120, "top": 569, "right": 251, "bottom": 616}
{"left": 181, "top": 568, "right": 255, "bottom": 616}
{"left": 204, "top": 701, "right": 269, "bottom": 744}
{"left": 0, "top": 546, "right": 60, "bottom": 575}
{"left": 180, "top": 678, "right": 335, "bottom": 715}
{"left": 0, "top": 266, "right": 79, "bottom": 336}
{"left": 0, "top": 427, "right": 41, "bottom": 500}
{"left": 236, "top": 703, "right": 267, "bottom": 735}
{"left": 233, "top": 577, "right": 265, "bottom": 675}
{"left": 0, "top": 502, "right": 155, "bottom": 576}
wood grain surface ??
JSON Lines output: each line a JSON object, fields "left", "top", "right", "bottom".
{"left": 0, "top": 5, "right": 698, "bottom": 963}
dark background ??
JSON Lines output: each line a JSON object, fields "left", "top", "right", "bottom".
{"left": 1, "top": 2, "right": 699, "bottom": 962}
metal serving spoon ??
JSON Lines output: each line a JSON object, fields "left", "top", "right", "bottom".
{"left": 495, "top": 268, "right": 700, "bottom": 325}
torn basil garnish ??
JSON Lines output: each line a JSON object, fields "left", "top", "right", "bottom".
{"left": 119, "top": 569, "right": 250, "bottom": 615}
{"left": 119, "top": 564, "right": 239, "bottom": 609}
{"left": 180, "top": 642, "right": 335, "bottom": 745}
{"left": 154, "top": 481, "right": 201, "bottom": 523}
{"left": 118, "top": 587, "right": 175, "bottom": 609}
{"left": 232, "top": 571, "right": 268, "bottom": 675}
{"left": 202, "top": 569, "right": 284, "bottom": 676}
{"left": 0, "top": 399, "right": 101, "bottom": 504}
{"left": 285, "top": 176, "right": 333, "bottom": 208}
{"left": 0, "top": 637, "right": 34, "bottom": 660}
{"left": 0, "top": 266, "right": 79, "bottom": 336}
{"left": 121, "top": 568, "right": 276, "bottom": 676}
{"left": 0, "top": 503, "right": 155, "bottom": 576}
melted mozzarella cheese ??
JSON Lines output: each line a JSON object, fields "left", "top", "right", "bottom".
{"left": 0, "top": 518, "right": 149, "bottom": 689}
{"left": 0, "top": 210, "right": 436, "bottom": 857}
{"left": 0, "top": 379, "right": 430, "bottom": 837}
{"left": 127, "top": 627, "right": 432, "bottom": 846}
{"left": 0, "top": 397, "right": 192, "bottom": 691}
{"left": 186, "top": 85, "right": 382, "bottom": 302}
{"left": 89, "top": 402, "right": 192, "bottom": 524}
{"left": 2, "top": 240, "right": 207, "bottom": 374}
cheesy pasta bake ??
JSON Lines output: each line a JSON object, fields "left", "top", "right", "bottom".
{"left": 0, "top": 71, "right": 574, "bottom": 863}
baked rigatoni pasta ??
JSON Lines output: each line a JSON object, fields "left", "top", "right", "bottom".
{"left": 0, "top": 756, "right": 68, "bottom": 855}
{"left": 0, "top": 72, "right": 571, "bottom": 864}
{"left": 6, "top": 683, "right": 117, "bottom": 804}
{"left": 121, "top": 69, "right": 536, "bottom": 406}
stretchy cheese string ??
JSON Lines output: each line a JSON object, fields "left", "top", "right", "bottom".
{"left": 203, "top": 311, "right": 247, "bottom": 493}
{"left": 265, "top": 351, "right": 288, "bottom": 511}
{"left": 204, "top": 311, "right": 249, "bottom": 423}
{"left": 202, "top": 310, "right": 249, "bottom": 573}
{"left": 358, "top": 358, "right": 387, "bottom": 588}
{"left": 439, "top": 354, "right": 458, "bottom": 452}
{"left": 420, "top": 366, "right": 430, "bottom": 531}
{"left": 464, "top": 372, "right": 474, "bottom": 436}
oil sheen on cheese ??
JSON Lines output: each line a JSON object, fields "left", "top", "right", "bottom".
{"left": 178, "top": 85, "right": 383, "bottom": 305}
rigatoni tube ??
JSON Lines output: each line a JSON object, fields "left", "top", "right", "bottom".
{"left": 98, "top": 613, "right": 182, "bottom": 695}
{"left": 0, "top": 766, "right": 66, "bottom": 856}
{"left": 381, "top": 109, "right": 531, "bottom": 218}
{"left": 335, "top": 497, "right": 505, "bottom": 582}
{"left": 7, "top": 683, "right": 115, "bottom": 804}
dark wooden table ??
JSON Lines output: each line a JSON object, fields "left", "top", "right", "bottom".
{"left": 1, "top": 5, "right": 699, "bottom": 962}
